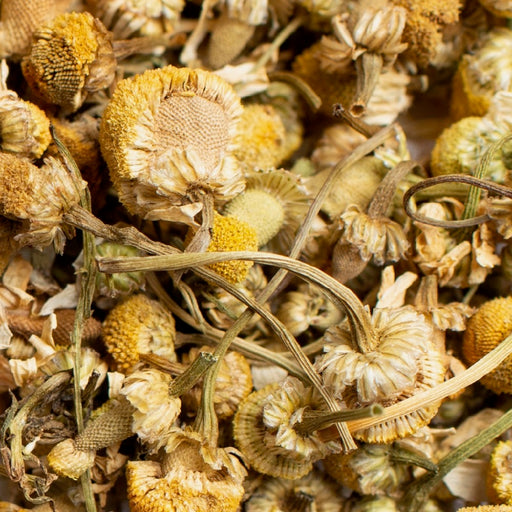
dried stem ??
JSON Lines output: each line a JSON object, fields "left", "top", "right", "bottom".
{"left": 399, "top": 406, "right": 512, "bottom": 511}
{"left": 350, "top": 52, "right": 383, "bottom": 117}
{"left": 52, "top": 126, "right": 98, "bottom": 512}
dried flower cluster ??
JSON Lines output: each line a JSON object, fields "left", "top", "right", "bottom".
{"left": 2, "top": 1, "right": 512, "bottom": 511}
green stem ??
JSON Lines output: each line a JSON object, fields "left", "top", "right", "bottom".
{"left": 52, "top": 126, "right": 97, "bottom": 512}
{"left": 168, "top": 351, "right": 217, "bottom": 396}
{"left": 399, "top": 407, "right": 512, "bottom": 511}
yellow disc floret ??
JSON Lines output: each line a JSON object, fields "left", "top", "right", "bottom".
{"left": 22, "top": 12, "right": 115, "bottom": 111}
{"left": 462, "top": 297, "right": 512, "bottom": 394}
{"left": 101, "top": 294, "right": 177, "bottom": 372}
{"left": 204, "top": 212, "right": 258, "bottom": 284}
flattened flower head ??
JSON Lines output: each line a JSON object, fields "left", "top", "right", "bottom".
{"left": 315, "top": 307, "right": 446, "bottom": 443}
{"left": 233, "top": 379, "right": 340, "bottom": 479}
{"left": 100, "top": 65, "right": 245, "bottom": 223}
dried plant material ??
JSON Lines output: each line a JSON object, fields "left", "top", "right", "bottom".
{"left": 430, "top": 114, "right": 512, "bottom": 185}
{"left": 232, "top": 104, "right": 287, "bottom": 171}
{"left": 86, "top": 0, "right": 185, "bottom": 39}
{"left": 487, "top": 440, "right": 512, "bottom": 504}
{"left": 457, "top": 506, "right": 512, "bottom": 511}
{"left": 0, "top": 62, "right": 51, "bottom": 160}
{"left": 0, "top": 153, "right": 86, "bottom": 253}
{"left": 199, "top": 211, "right": 258, "bottom": 284}
{"left": 451, "top": 28, "right": 512, "bottom": 120}
{"left": 276, "top": 282, "right": 343, "bottom": 336}
{"left": 305, "top": 156, "right": 387, "bottom": 220}
{"left": 316, "top": 307, "right": 446, "bottom": 443}
{"left": 324, "top": 443, "right": 412, "bottom": 496}
{"left": 181, "top": 346, "right": 252, "bottom": 419}
{"left": 462, "top": 297, "right": 512, "bottom": 394}
{"left": 47, "top": 396, "right": 134, "bottom": 480}
{"left": 224, "top": 169, "right": 309, "bottom": 251}
{"left": 101, "top": 293, "right": 177, "bottom": 372}
{"left": 120, "top": 367, "right": 181, "bottom": 450}
{"left": 391, "top": 0, "right": 462, "bottom": 68}
{"left": 202, "top": 264, "right": 269, "bottom": 337}
{"left": 99, "top": 65, "right": 245, "bottom": 224}
{"left": 127, "top": 431, "right": 246, "bottom": 512}
{"left": 245, "top": 470, "right": 346, "bottom": 511}
{"left": 233, "top": 379, "right": 341, "bottom": 479}
{"left": 0, "top": 0, "right": 71, "bottom": 59}
{"left": 478, "top": 0, "right": 512, "bottom": 17}
{"left": 47, "top": 115, "right": 106, "bottom": 209}
{"left": 22, "top": 12, "right": 116, "bottom": 112}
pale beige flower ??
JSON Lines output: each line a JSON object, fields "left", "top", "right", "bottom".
{"left": 0, "top": 74, "right": 51, "bottom": 159}
{"left": 276, "top": 282, "right": 344, "bottom": 336}
{"left": 86, "top": 0, "right": 185, "bottom": 39}
{"left": 245, "top": 470, "right": 346, "bottom": 512}
{"left": 316, "top": 307, "right": 446, "bottom": 443}
{"left": 100, "top": 65, "right": 245, "bottom": 224}
{"left": 339, "top": 204, "right": 410, "bottom": 266}
{"left": 0, "top": 153, "right": 86, "bottom": 252}
{"left": 120, "top": 367, "right": 181, "bottom": 450}
{"left": 127, "top": 429, "right": 246, "bottom": 512}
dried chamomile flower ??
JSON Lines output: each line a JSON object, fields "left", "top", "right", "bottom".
{"left": 324, "top": 6, "right": 408, "bottom": 116}
{"left": 120, "top": 367, "right": 181, "bottom": 450}
{"left": 0, "top": 0, "right": 71, "bottom": 59}
{"left": 487, "top": 440, "right": 512, "bottom": 504}
{"left": 276, "top": 282, "right": 343, "bottom": 337}
{"left": 99, "top": 65, "right": 245, "bottom": 224}
{"left": 462, "top": 296, "right": 512, "bottom": 394}
{"left": 181, "top": 346, "right": 252, "bottom": 420}
{"left": 202, "top": 264, "right": 269, "bottom": 338}
{"left": 126, "top": 429, "right": 246, "bottom": 512}
{"left": 324, "top": 443, "right": 411, "bottom": 496}
{"left": 0, "top": 152, "right": 85, "bottom": 253}
{"left": 47, "top": 395, "right": 134, "bottom": 480}
{"left": 391, "top": 0, "right": 462, "bottom": 69}
{"left": 101, "top": 293, "right": 177, "bottom": 372}
{"left": 22, "top": 12, "right": 116, "bottom": 113}
{"left": 260, "top": 82, "right": 304, "bottom": 163}
{"left": 451, "top": 28, "right": 512, "bottom": 120}
{"left": 0, "top": 62, "right": 51, "bottom": 159}
{"left": 94, "top": 242, "right": 145, "bottom": 299}
{"left": 233, "top": 378, "right": 341, "bottom": 479}
{"left": 315, "top": 307, "right": 446, "bottom": 443}
{"left": 232, "top": 103, "right": 287, "bottom": 172}
{"left": 414, "top": 201, "right": 501, "bottom": 288}
{"left": 430, "top": 113, "right": 512, "bottom": 184}
{"left": 224, "top": 169, "right": 309, "bottom": 253}
{"left": 191, "top": 210, "right": 258, "bottom": 284}
{"left": 337, "top": 203, "right": 409, "bottom": 266}
{"left": 86, "top": 0, "right": 185, "bottom": 39}
{"left": 245, "top": 470, "right": 345, "bottom": 512}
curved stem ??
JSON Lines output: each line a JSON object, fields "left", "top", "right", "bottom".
{"left": 350, "top": 52, "right": 383, "bottom": 117}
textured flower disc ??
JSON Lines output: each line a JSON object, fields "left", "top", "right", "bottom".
{"left": 21, "top": 11, "right": 116, "bottom": 112}
{"left": 99, "top": 65, "right": 245, "bottom": 222}
{"left": 233, "top": 384, "right": 315, "bottom": 479}
{"left": 462, "top": 296, "right": 512, "bottom": 394}
{"left": 101, "top": 293, "right": 177, "bottom": 372}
